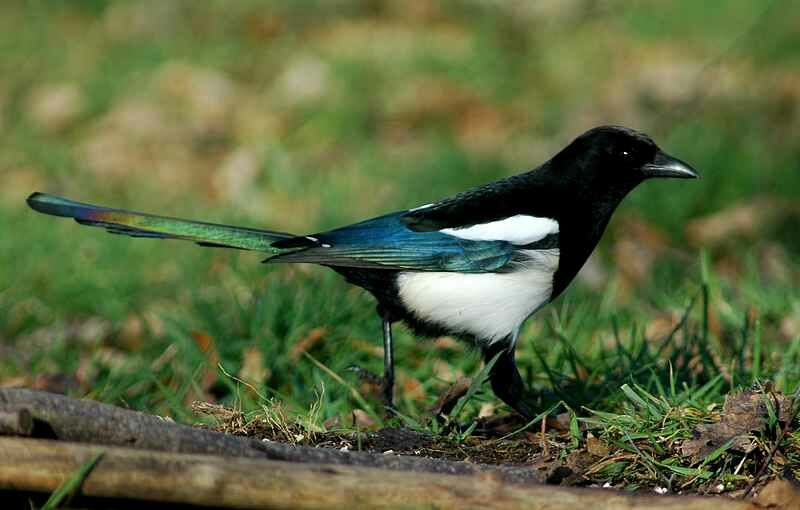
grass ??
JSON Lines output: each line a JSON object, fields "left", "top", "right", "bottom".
{"left": 2, "top": 0, "right": 800, "bottom": 497}
{"left": 39, "top": 452, "right": 104, "bottom": 510}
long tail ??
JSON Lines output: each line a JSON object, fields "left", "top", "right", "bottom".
{"left": 27, "top": 192, "right": 295, "bottom": 252}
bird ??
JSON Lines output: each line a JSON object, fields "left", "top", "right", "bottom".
{"left": 27, "top": 125, "right": 698, "bottom": 418}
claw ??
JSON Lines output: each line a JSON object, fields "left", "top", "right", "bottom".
{"left": 346, "top": 365, "right": 383, "bottom": 386}
{"left": 347, "top": 364, "right": 394, "bottom": 415}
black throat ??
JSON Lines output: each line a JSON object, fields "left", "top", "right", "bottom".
{"left": 521, "top": 158, "right": 639, "bottom": 300}
{"left": 549, "top": 192, "right": 628, "bottom": 299}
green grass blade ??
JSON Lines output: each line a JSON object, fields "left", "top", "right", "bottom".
{"left": 302, "top": 352, "right": 379, "bottom": 422}
{"left": 450, "top": 350, "right": 502, "bottom": 418}
{"left": 752, "top": 317, "right": 762, "bottom": 383}
{"left": 41, "top": 452, "right": 104, "bottom": 510}
{"left": 699, "top": 438, "right": 735, "bottom": 467}
{"left": 621, "top": 383, "right": 661, "bottom": 419}
{"left": 495, "top": 401, "right": 561, "bottom": 442}
{"left": 569, "top": 408, "right": 581, "bottom": 448}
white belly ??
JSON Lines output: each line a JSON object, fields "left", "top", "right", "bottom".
{"left": 396, "top": 249, "right": 559, "bottom": 344}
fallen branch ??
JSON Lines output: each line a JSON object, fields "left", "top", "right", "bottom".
{"left": 0, "top": 408, "right": 33, "bottom": 436}
{"left": 0, "top": 389, "right": 540, "bottom": 484}
{"left": 0, "top": 438, "right": 760, "bottom": 510}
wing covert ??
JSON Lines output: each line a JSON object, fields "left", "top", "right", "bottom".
{"left": 267, "top": 213, "right": 515, "bottom": 273}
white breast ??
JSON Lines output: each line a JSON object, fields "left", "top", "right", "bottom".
{"left": 397, "top": 249, "right": 559, "bottom": 344}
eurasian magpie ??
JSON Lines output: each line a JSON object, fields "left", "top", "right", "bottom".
{"left": 27, "top": 125, "right": 698, "bottom": 418}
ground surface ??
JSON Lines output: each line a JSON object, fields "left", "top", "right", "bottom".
{"left": 196, "top": 382, "right": 799, "bottom": 496}
{"left": 2, "top": 0, "right": 800, "bottom": 499}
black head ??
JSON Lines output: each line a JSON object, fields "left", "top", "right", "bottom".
{"left": 538, "top": 126, "right": 698, "bottom": 301}
{"left": 551, "top": 125, "right": 698, "bottom": 198}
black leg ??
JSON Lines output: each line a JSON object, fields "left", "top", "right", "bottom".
{"left": 347, "top": 308, "right": 396, "bottom": 412}
{"left": 483, "top": 341, "right": 537, "bottom": 419}
{"left": 381, "top": 318, "right": 395, "bottom": 410}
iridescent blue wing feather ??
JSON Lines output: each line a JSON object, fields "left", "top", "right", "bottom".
{"left": 268, "top": 213, "right": 514, "bottom": 273}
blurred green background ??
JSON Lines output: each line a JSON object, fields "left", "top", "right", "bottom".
{"left": 1, "top": 0, "right": 799, "bottom": 421}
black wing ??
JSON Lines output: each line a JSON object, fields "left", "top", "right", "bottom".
{"left": 401, "top": 172, "right": 538, "bottom": 231}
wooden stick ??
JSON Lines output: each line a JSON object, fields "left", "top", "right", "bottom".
{"left": 0, "top": 409, "right": 33, "bottom": 436}
{"left": 0, "top": 438, "right": 758, "bottom": 510}
{"left": 0, "top": 388, "right": 540, "bottom": 484}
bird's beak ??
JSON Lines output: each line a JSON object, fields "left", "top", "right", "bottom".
{"left": 642, "top": 151, "right": 699, "bottom": 179}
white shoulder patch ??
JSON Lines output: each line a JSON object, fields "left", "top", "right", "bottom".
{"left": 440, "top": 215, "right": 558, "bottom": 245}
{"left": 409, "top": 203, "right": 435, "bottom": 212}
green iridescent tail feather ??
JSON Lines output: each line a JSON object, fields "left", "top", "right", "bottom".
{"left": 27, "top": 193, "right": 295, "bottom": 252}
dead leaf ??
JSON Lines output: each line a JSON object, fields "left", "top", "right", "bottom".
{"left": 681, "top": 388, "right": 795, "bottom": 462}
{"left": 27, "top": 83, "right": 85, "bottom": 132}
{"left": 385, "top": 77, "right": 478, "bottom": 125}
{"left": 429, "top": 377, "right": 472, "bottom": 416}
{"left": 432, "top": 359, "right": 462, "bottom": 383}
{"left": 563, "top": 450, "right": 594, "bottom": 484}
{"left": 239, "top": 347, "right": 269, "bottom": 383}
{"left": 527, "top": 454, "right": 559, "bottom": 483}
{"left": 575, "top": 253, "right": 609, "bottom": 292}
{"left": 433, "top": 336, "right": 463, "bottom": 351}
{"left": 191, "top": 330, "right": 215, "bottom": 354}
{"left": 213, "top": 146, "right": 261, "bottom": 201}
{"left": 478, "top": 403, "right": 497, "bottom": 418}
{"left": 274, "top": 55, "right": 330, "bottom": 106}
{"left": 0, "top": 167, "right": 46, "bottom": 203}
{"left": 93, "top": 347, "right": 129, "bottom": 373}
{"left": 759, "top": 242, "right": 793, "bottom": 285}
{"left": 636, "top": 59, "right": 703, "bottom": 105}
{"left": 0, "top": 376, "right": 31, "bottom": 388}
{"left": 351, "top": 409, "right": 376, "bottom": 430}
{"left": 243, "top": 12, "right": 284, "bottom": 41}
{"left": 119, "top": 315, "right": 144, "bottom": 351}
{"left": 32, "top": 373, "right": 81, "bottom": 395}
{"left": 780, "top": 312, "right": 800, "bottom": 342}
{"left": 157, "top": 61, "right": 237, "bottom": 133}
{"left": 103, "top": 1, "right": 181, "bottom": 40}
{"left": 754, "top": 479, "right": 800, "bottom": 509}
{"left": 190, "top": 331, "right": 220, "bottom": 399}
{"left": 586, "top": 433, "right": 610, "bottom": 458}
{"left": 323, "top": 414, "right": 341, "bottom": 430}
{"left": 350, "top": 339, "right": 383, "bottom": 357}
{"left": 399, "top": 373, "right": 426, "bottom": 402}
{"left": 72, "top": 317, "right": 111, "bottom": 346}
{"left": 546, "top": 412, "right": 573, "bottom": 432}
{"left": 685, "top": 196, "right": 792, "bottom": 247}
{"left": 612, "top": 217, "right": 671, "bottom": 293}
{"left": 542, "top": 450, "right": 593, "bottom": 486}
{"left": 644, "top": 312, "right": 681, "bottom": 341}
{"left": 290, "top": 327, "right": 327, "bottom": 360}
{"left": 456, "top": 103, "right": 508, "bottom": 154}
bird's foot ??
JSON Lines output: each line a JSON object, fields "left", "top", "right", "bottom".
{"left": 347, "top": 365, "right": 383, "bottom": 387}
{"left": 346, "top": 365, "right": 395, "bottom": 416}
